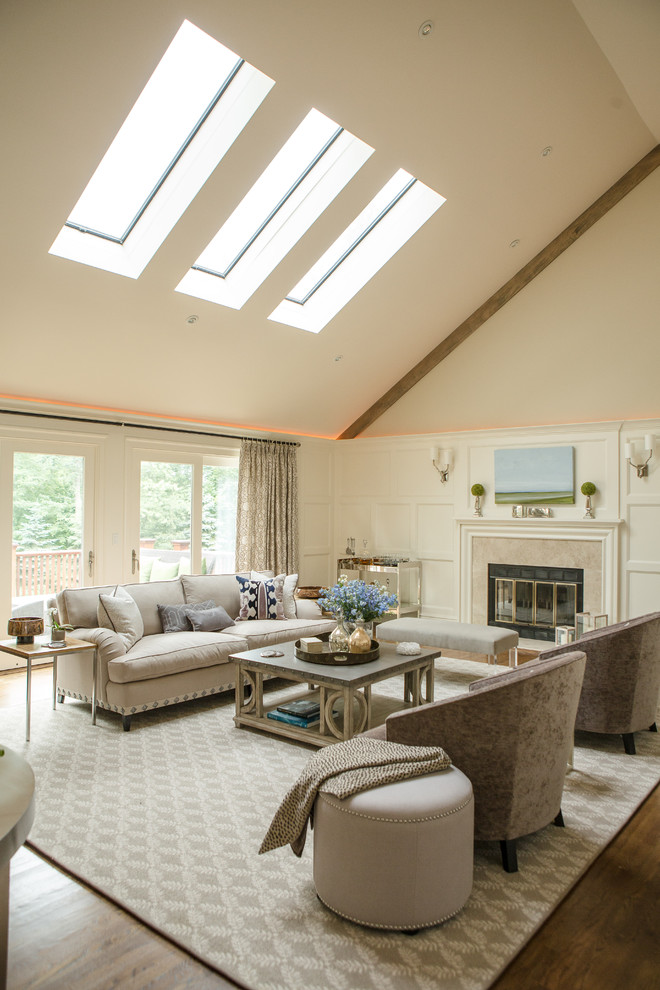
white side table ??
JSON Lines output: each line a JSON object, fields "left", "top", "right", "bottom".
{"left": 0, "top": 746, "right": 35, "bottom": 990}
{"left": 0, "top": 637, "right": 98, "bottom": 741}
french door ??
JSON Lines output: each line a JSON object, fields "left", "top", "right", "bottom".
{"left": 125, "top": 444, "right": 238, "bottom": 583}
{"left": 1, "top": 438, "right": 97, "bottom": 670}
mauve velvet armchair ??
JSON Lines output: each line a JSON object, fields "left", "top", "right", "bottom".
{"left": 361, "top": 650, "right": 586, "bottom": 872}
{"left": 540, "top": 612, "right": 660, "bottom": 755}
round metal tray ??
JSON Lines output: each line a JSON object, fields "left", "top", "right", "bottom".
{"left": 294, "top": 639, "right": 380, "bottom": 665}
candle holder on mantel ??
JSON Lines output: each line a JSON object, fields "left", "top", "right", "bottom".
{"left": 471, "top": 483, "right": 485, "bottom": 517}
{"left": 7, "top": 616, "right": 44, "bottom": 644}
{"left": 580, "top": 481, "right": 596, "bottom": 519}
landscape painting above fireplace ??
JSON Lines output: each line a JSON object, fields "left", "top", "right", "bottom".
{"left": 494, "top": 446, "right": 574, "bottom": 504}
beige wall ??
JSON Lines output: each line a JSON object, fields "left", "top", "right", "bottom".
{"left": 360, "top": 168, "right": 660, "bottom": 437}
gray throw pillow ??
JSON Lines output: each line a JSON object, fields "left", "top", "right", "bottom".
{"left": 98, "top": 588, "right": 144, "bottom": 651}
{"left": 184, "top": 604, "right": 235, "bottom": 632}
{"left": 158, "top": 599, "right": 216, "bottom": 633}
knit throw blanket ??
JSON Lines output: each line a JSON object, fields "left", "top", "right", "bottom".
{"left": 259, "top": 737, "right": 451, "bottom": 857}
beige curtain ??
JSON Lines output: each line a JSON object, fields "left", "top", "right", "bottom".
{"left": 235, "top": 439, "right": 298, "bottom": 574}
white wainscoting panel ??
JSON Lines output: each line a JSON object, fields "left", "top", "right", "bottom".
{"left": 302, "top": 502, "right": 331, "bottom": 548}
{"left": 627, "top": 570, "right": 660, "bottom": 617}
{"left": 417, "top": 503, "right": 454, "bottom": 557}
{"left": 339, "top": 450, "right": 391, "bottom": 497}
{"left": 628, "top": 504, "right": 660, "bottom": 562}
{"left": 299, "top": 445, "right": 332, "bottom": 498}
{"left": 419, "top": 559, "right": 456, "bottom": 618}
{"left": 337, "top": 502, "right": 372, "bottom": 551}
{"left": 299, "top": 553, "right": 333, "bottom": 588}
{"left": 373, "top": 503, "right": 411, "bottom": 553}
{"left": 393, "top": 449, "right": 451, "bottom": 497}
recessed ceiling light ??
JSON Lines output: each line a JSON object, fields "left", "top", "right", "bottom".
{"left": 509, "top": 239, "right": 520, "bottom": 248}
{"left": 334, "top": 354, "right": 343, "bottom": 362}
{"left": 419, "top": 20, "right": 433, "bottom": 38}
{"left": 186, "top": 314, "right": 199, "bottom": 324}
{"left": 541, "top": 146, "right": 553, "bottom": 157}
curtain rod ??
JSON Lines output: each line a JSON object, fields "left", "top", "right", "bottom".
{"left": 0, "top": 407, "right": 300, "bottom": 446}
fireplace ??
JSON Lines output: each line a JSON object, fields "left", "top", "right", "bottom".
{"left": 488, "top": 563, "right": 584, "bottom": 642}
{"left": 457, "top": 519, "right": 620, "bottom": 642}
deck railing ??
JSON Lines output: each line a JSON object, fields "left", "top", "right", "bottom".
{"left": 13, "top": 548, "right": 82, "bottom": 597}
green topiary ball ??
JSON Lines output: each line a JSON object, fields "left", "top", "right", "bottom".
{"left": 580, "top": 481, "right": 596, "bottom": 497}
{"left": 471, "top": 483, "right": 485, "bottom": 497}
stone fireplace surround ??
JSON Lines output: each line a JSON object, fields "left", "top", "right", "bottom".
{"left": 457, "top": 519, "right": 621, "bottom": 640}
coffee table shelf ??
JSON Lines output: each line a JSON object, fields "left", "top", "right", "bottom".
{"left": 231, "top": 642, "right": 440, "bottom": 746}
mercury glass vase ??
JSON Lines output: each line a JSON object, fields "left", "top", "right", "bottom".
{"left": 349, "top": 619, "right": 372, "bottom": 654}
{"left": 329, "top": 618, "right": 350, "bottom": 654}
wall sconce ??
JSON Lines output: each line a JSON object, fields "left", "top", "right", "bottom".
{"left": 625, "top": 435, "right": 654, "bottom": 478}
{"left": 431, "top": 447, "right": 453, "bottom": 483}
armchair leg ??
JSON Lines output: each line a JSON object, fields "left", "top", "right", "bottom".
{"left": 499, "top": 839, "right": 518, "bottom": 873}
{"left": 622, "top": 732, "right": 636, "bottom": 755}
{"left": 122, "top": 715, "right": 132, "bottom": 732}
{"left": 553, "top": 809, "right": 565, "bottom": 827}
{"left": 650, "top": 723, "right": 658, "bottom": 733}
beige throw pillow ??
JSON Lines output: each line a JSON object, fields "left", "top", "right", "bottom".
{"left": 98, "top": 587, "right": 144, "bottom": 650}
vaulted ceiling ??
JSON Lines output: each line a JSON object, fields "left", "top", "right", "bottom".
{"left": 1, "top": 0, "right": 658, "bottom": 438}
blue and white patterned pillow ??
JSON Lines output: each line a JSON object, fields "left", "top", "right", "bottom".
{"left": 236, "top": 575, "right": 285, "bottom": 620}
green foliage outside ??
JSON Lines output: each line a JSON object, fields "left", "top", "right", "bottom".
{"left": 12, "top": 454, "right": 239, "bottom": 555}
{"left": 140, "top": 461, "right": 238, "bottom": 552}
{"left": 13, "top": 452, "right": 83, "bottom": 550}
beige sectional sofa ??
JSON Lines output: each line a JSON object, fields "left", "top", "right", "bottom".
{"left": 51, "top": 573, "right": 335, "bottom": 730}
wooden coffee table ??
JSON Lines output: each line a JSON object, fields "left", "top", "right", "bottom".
{"left": 231, "top": 641, "right": 440, "bottom": 746}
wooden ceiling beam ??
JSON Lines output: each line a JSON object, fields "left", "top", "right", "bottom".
{"left": 338, "top": 144, "right": 660, "bottom": 440}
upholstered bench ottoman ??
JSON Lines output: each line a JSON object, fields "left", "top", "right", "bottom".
{"left": 380, "top": 617, "right": 519, "bottom": 667}
{"left": 313, "top": 766, "right": 474, "bottom": 930}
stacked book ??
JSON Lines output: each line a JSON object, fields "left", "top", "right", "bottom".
{"left": 267, "top": 698, "right": 321, "bottom": 728}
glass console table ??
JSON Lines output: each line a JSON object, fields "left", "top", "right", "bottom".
{"left": 336, "top": 557, "right": 421, "bottom": 620}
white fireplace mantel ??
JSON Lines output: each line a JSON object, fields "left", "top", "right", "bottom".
{"left": 456, "top": 517, "right": 623, "bottom": 627}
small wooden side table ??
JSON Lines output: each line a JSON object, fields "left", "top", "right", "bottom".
{"left": 0, "top": 637, "right": 98, "bottom": 741}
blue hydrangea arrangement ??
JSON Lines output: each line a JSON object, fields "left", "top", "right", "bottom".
{"left": 318, "top": 576, "right": 398, "bottom": 622}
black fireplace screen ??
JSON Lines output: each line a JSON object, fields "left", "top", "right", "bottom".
{"left": 488, "top": 564, "right": 584, "bottom": 642}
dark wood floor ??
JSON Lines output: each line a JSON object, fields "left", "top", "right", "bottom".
{"left": 3, "top": 664, "right": 659, "bottom": 990}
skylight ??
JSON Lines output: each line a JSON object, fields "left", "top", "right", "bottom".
{"left": 175, "top": 108, "right": 373, "bottom": 310}
{"left": 268, "top": 169, "right": 446, "bottom": 332}
{"left": 49, "top": 20, "right": 274, "bottom": 278}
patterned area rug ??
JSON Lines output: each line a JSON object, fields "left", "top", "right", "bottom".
{"left": 2, "top": 657, "right": 659, "bottom": 990}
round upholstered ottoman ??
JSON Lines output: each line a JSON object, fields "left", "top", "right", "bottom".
{"left": 313, "top": 766, "right": 474, "bottom": 930}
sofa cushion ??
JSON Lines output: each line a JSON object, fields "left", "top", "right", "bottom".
{"left": 157, "top": 599, "right": 216, "bottom": 633}
{"left": 185, "top": 604, "right": 235, "bottom": 632}
{"left": 98, "top": 588, "right": 144, "bottom": 651}
{"left": 231, "top": 616, "right": 335, "bottom": 650}
{"left": 57, "top": 584, "right": 116, "bottom": 629}
{"left": 122, "top": 580, "right": 186, "bottom": 636}
{"left": 237, "top": 574, "right": 285, "bottom": 620}
{"left": 180, "top": 574, "right": 241, "bottom": 618}
{"left": 107, "top": 630, "right": 249, "bottom": 683}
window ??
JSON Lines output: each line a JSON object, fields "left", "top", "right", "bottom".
{"left": 175, "top": 108, "right": 373, "bottom": 309}
{"left": 269, "top": 169, "right": 446, "bottom": 332}
{"left": 49, "top": 20, "right": 273, "bottom": 278}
